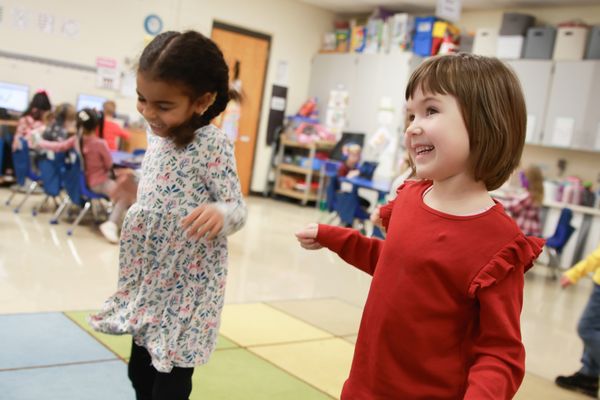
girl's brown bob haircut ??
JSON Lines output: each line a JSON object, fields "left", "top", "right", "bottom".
{"left": 405, "top": 53, "right": 526, "bottom": 191}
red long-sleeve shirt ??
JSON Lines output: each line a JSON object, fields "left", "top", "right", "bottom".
{"left": 100, "top": 119, "right": 130, "bottom": 151}
{"left": 316, "top": 180, "right": 544, "bottom": 399}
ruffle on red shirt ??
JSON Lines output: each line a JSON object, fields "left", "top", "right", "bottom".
{"left": 468, "top": 235, "right": 545, "bottom": 298}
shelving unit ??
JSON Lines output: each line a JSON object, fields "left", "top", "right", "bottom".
{"left": 273, "top": 138, "right": 335, "bottom": 205}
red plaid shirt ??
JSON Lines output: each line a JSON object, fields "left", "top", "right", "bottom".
{"left": 501, "top": 193, "right": 542, "bottom": 237}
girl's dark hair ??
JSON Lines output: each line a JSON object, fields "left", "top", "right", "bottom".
{"left": 23, "top": 91, "right": 52, "bottom": 120}
{"left": 77, "top": 108, "right": 99, "bottom": 133}
{"left": 77, "top": 108, "right": 100, "bottom": 169}
{"left": 138, "top": 30, "right": 230, "bottom": 148}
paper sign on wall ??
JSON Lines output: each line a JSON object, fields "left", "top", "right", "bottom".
{"left": 12, "top": 7, "right": 28, "bottom": 30}
{"left": 96, "top": 57, "right": 119, "bottom": 90}
{"left": 595, "top": 122, "right": 600, "bottom": 151}
{"left": 270, "top": 96, "right": 286, "bottom": 111}
{"left": 436, "top": 0, "right": 462, "bottom": 23}
{"left": 551, "top": 117, "right": 575, "bottom": 147}
{"left": 275, "top": 61, "right": 289, "bottom": 86}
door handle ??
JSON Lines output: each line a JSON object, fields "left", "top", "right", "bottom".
{"left": 239, "top": 135, "right": 251, "bottom": 143}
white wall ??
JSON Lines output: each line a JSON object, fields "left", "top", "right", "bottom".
{"left": 0, "top": 0, "right": 335, "bottom": 192}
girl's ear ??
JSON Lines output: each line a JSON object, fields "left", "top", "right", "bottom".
{"left": 193, "top": 92, "right": 217, "bottom": 115}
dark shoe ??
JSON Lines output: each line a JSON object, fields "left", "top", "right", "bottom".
{"left": 555, "top": 372, "right": 599, "bottom": 398}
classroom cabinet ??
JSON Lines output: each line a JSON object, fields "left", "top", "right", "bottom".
{"left": 308, "top": 54, "right": 600, "bottom": 154}
{"left": 274, "top": 139, "right": 335, "bottom": 205}
{"left": 307, "top": 52, "right": 421, "bottom": 149}
{"left": 542, "top": 60, "right": 600, "bottom": 150}
{"left": 506, "top": 60, "right": 553, "bottom": 144}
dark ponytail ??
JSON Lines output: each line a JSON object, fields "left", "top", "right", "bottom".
{"left": 138, "top": 30, "right": 230, "bottom": 148}
{"left": 76, "top": 108, "right": 100, "bottom": 168}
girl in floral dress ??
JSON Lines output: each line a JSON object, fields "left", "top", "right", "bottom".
{"left": 89, "top": 31, "right": 247, "bottom": 400}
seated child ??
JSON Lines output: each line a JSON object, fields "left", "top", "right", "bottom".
{"left": 41, "top": 103, "right": 77, "bottom": 142}
{"left": 501, "top": 165, "right": 544, "bottom": 237}
{"left": 36, "top": 108, "right": 134, "bottom": 244}
{"left": 99, "top": 100, "right": 130, "bottom": 151}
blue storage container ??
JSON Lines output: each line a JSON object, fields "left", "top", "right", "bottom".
{"left": 412, "top": 16, "right": 436, "bottom": 56}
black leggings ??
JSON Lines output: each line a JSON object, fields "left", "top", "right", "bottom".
{"left": 128, "top": 340, "right": 195, "bottom": 400}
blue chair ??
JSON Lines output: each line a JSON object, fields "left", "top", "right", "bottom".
{"left": 7, "top": 138, "right": 41, "bottom": 213}
{"left": 323, "top": 162, "right": 370, "bottom": 228}
{"left": 49, "top": 152, "right": 109, "bottom": 235}
{"left": 32, "top": 152, "right": 66, "bottom": 216}
{"left": 545, "top": 208, "right": 576, "bottom": 278}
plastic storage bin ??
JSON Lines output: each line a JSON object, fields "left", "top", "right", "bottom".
{"left": 496, "top": 35, "right": 524, "bottom": 59}
{"left": 553, "top": 26, "right": 588, "bottom": 60}
{"left": 500, "top": 13, "right": 535, "bottom": 36}
{"left": 412, "top": 16, "right": 436, "bottom": 56}
{"left": 472, "top": 28, "right": 497, "bottom": 56}
{"left": 586, "top": 26, "right": 600, "bottom": 59}
{"left": 523, "top": 27, "right": 556, "bottom": 59}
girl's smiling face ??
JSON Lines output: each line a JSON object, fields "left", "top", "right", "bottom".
{"left": 136, "top": 72, "right": 213, "bottom": 136}
{"left": 404, "top": 87, "right": 472, "bottom": 185}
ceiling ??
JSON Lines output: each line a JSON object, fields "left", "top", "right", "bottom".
{"left": 296, "top": 0, "right": 600, "bottom": 14}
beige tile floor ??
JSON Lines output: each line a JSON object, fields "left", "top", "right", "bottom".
{"left": 0, "top": 189, "right": 594, "bottom": 399}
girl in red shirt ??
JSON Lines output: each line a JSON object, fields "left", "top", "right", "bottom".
{"left": 296, "top": 54, "right": 544, "bottom": 399}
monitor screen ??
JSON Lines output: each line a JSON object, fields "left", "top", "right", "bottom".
{"left": 0, "top": 82, "right": 29, "bottom": 113}
{"left": 76, "top": 94, "right": 107, "bottom": 112}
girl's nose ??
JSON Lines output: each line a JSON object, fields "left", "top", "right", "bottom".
{"left": 406, "top": 123, "right": 423, "bottom": 136}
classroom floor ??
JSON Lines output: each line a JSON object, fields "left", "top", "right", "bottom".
{"left": 0, "top": 188, "right": 593, "bottom": 399}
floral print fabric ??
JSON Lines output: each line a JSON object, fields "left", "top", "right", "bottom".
{"left": 89, "top": 125, "right": 246, "bottom": 372}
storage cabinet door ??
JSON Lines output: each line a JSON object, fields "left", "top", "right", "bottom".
{"left": 506, "top": 60, "right": 553, "bottom": 144}
{"left": 307, "top": 53, "right": 357, "bottom": 129}
{"left": 543, "top": 61, "right": 595, "bottom": 149}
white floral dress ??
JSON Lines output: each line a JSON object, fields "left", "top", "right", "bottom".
{"left": 89, "top": 125, "right": 246, "bottom": 373}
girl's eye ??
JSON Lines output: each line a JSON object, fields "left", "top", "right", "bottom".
{"left": 426, "top": 107, "right": 438, "bottom": 116}
{"left": 137, "top": 97, "right": 146, "bottom": 103}
{"left": 407, "top": 114, "right": 415, "bottom": 122}
{"left": 157, "top": 106, "right": 171, "bottom": 111}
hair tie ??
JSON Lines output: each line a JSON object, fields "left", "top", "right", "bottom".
{"left": 36, "top": 89, "right": 48, "bottom": 95}
{"left": 78, "top": 110, "right": 90, "bottom": 121}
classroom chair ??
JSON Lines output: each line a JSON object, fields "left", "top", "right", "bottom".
{"left": 7, "top": 138, "right": 41, "bottom": 213}
{"left": 545, "top": 208, "right": 576, "bottom": 279}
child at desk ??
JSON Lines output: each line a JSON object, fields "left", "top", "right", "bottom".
{"left": 12, "top": 90, "right": 52, "bottom": 151}
{"left": 337, "top": 143, "right": 362, "bottom": 179}
{"left": 99, "top": 100, "right": 130, "bottom": 151}
{"left": 41, "top": 103, "right": 77, "bottom": 142}
{"left": 37, "top": 108, "right": 133, "bottom": 243}
{"left": 500, "top": 165, "right": 544, "bottom": 237}
{"left": 337, "top": 143, "right": 371, "bottom": 216}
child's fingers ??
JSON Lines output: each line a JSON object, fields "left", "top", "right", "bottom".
{"left": 186, "top": 211, "right": 212, "bottom": 236}
{"left": 181, "top": 205, "right": 207, "bottom": 228}
{"left": 301, "top": 241, "right": 322, "bottom": 250}
{"left": 205, "top": 218, "right": 224, "bottom": 240}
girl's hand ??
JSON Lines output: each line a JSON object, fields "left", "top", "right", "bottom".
{"left": 347, "top": 169, "right": 360, "bottom": 178}
{"left": 560, "top": 275, "right": 573, "bottom": 289}
{"left": 295, "top": 223, "right": 322, "bottom": 250}
{"left": 182, "top": 204, "right": 224, "bottom": 240}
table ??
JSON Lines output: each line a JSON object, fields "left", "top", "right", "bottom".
{"left": 339, "top": 176, "right": 391, "bottom": 202}
{"left": 111, "top": 151, "right": 142, "bottom": 169}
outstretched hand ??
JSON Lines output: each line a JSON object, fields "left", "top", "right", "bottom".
{"left": 182, "top": 204, "right": 224, "bottom": 240}
{"left": 560, "top": 275, "right": 572, "bottom": 289}
{"left": 295, "top": 223, "right": 322, "bottom": 250}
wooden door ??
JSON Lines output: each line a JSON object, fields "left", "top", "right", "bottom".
{"left": 211, "top": 23, "right": 270, "bottom": 196}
